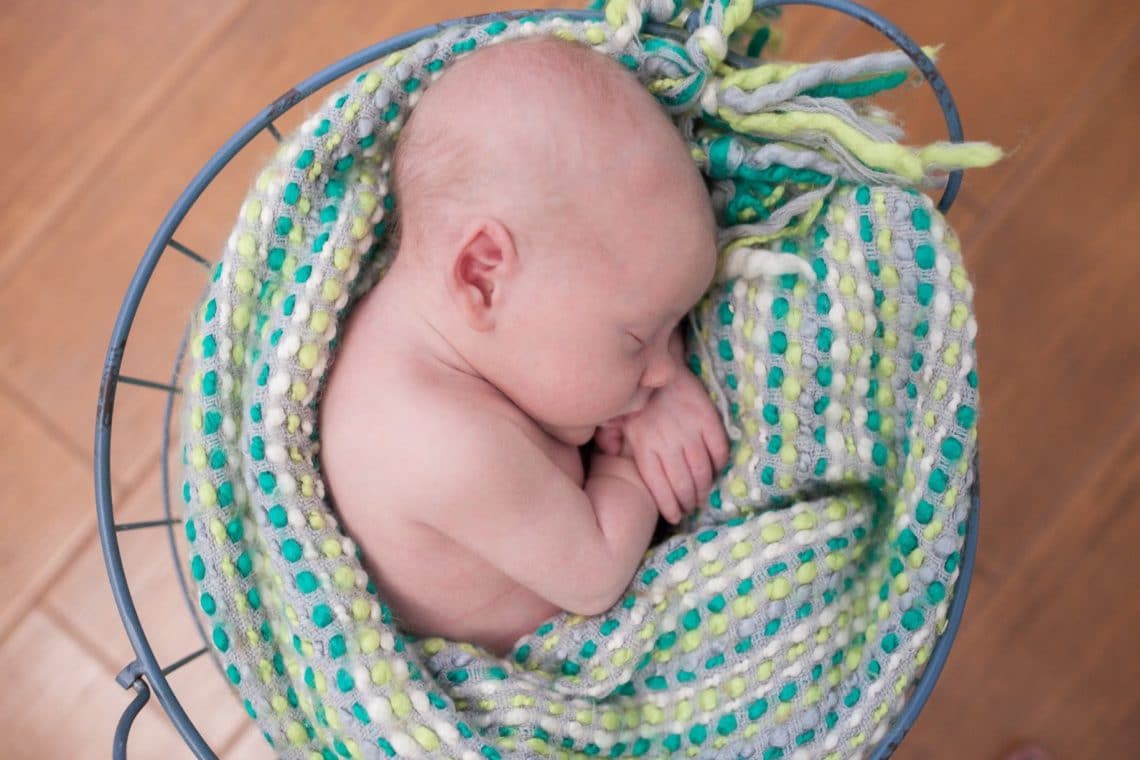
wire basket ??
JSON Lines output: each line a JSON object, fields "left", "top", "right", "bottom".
{"left": 94, "top": 3, "right": 980, "bottom": 757}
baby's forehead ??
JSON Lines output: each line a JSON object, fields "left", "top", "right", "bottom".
{"left": 395, "top": 37, "right": 714, "bottom": 271}
{"left": 408, "top": 40, "right": 676, "bottom": 160}
{"left": 613, "top": 248, "right": 710, "bottom": 312}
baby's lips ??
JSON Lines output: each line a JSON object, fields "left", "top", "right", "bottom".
{"left": 604, "top": 410, "right": 634, "bottom": 427}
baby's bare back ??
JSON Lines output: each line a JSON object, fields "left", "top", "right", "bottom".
{"left": 321, "top": 297, "right": 579, "bottom": 655}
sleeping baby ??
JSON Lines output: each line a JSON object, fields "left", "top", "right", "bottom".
{"left": 320, "top": 36, "right": 729, "bottom": 657}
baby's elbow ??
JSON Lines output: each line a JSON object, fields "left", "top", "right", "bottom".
{"left": 566, "top": 596, "right": 611, "bottom": 619}
{"left": 565, "top": 594, "right": 617, "bottom": 619}
{"left": 563, "top": 568, "right": 627, "bottom": 618}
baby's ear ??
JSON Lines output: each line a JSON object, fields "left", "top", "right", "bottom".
{"left": 447, "top": 217, "right": 517, "bottom": 331}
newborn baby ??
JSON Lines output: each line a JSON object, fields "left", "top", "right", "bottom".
{"left": 320, "top": 36, "right": 728, "bottom": 656}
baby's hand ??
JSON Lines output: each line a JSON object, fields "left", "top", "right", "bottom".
{"left": 613, "top": 368, "right": 730, "bottom": 524}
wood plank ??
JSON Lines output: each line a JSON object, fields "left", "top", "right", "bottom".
{"left": 0, "top": 0, "right": 564, "bottom": 490}
{"left": 0, "top": 608, "right": 191, "bottom": 759}
{"left": 964, "top": 48, "right": 1140, "bottom": 578}
{"left": 0, "top": 387, "right": 97, "bottom": 636}
{"left": 0, "top": 0, "right": 249, "bottom": 279}
{"left": 766, "top": 3, "right": 866, "bottom": 61}
{"left": 894, "top": 413, "right": 1140, "bottom": 758}
{"left": 43, "top": 465, "right": 251, "bottom": 751}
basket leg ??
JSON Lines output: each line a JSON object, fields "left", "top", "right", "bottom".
{"left": 113, "top": 662, "right": 151, "bottom": 760}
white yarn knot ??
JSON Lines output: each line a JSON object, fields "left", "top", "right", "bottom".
{"left": 699, "top": 79, "right": 719, "bottom": 114}
{"left": 691, "top": 24, "right": 728, "bottom": 68}
{"left": 613, "top": 24, "right": 635, "bottom": 51}
{"left": 622, "top": 2, "right": 643, "bottom": 40}
{"left": 716, "top": 247, "right": 819, "bottom": 284}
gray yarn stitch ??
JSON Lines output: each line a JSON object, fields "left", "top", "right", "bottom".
{"left": 718, "top": 48, "right": 921, "bottom": 112}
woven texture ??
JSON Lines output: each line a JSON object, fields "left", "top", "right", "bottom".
{"left": 178, "top": 1, "right": 996, "bottom": 757}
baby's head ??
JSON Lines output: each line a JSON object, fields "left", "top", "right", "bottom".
{"left": 390, "top": 36, "right": 717, "bottom": 445}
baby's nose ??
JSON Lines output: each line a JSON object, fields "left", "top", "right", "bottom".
{"left": 641, "top": 349, "right": 676, "bottom": 389}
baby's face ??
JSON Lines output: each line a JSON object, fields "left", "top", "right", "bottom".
{"left": 392, "top": 36, "right": 720, "bottom": 447}
{"left": 498, "top": 167, "right": 718, "bottom": 447}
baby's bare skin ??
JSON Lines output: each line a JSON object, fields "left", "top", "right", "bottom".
{"left": 320, "top": 37, "right": 727, "bottom": 656}
{"left": 324, "top": 282, "right": 575, "bottom": 654}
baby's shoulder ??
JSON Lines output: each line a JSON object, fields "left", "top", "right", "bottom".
{"left": 321, "top": 354, "right": 538, "bottom": 502}
{"left": 390, "top": 371, "right": 523, "bottom": 455}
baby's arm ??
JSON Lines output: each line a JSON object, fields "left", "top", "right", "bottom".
{"left": 411, "top": 405, "right": 658, "bottom": 617}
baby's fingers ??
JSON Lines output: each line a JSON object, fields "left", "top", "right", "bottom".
{"left": 661, "top": 449, "right": 699, "bottom": 514}
{"left": 639, "top": 451, "right": 682, "bottom": 524}
{"left": 683, "top": 440, "right": 714, "bottom": 509}
{"left": 703, "top": 417, "right": 731, "bottom": 474}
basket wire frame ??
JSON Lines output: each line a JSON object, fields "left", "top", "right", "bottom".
{"left": 94, "top": 3, "right": 980, "bottom": 757}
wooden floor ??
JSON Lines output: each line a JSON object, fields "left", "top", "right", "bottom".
{"left": 1, "top": 1, "right": 1136, "bottom": 757}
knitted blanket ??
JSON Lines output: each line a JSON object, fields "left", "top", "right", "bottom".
{"left": 178, "top": 2, "right": 997, "bottom": 757}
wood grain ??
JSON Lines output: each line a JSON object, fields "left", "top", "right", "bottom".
{"left": 0, "top": 0, "right": 251, "bottom": 280}
{"left": 0, "top": 387, "right": 99, "bottom": 636}
{"left": 0, "top": 609, "right": 191, "bottom": 759}
{"left": 965, "top": 48, "right": 1140, "bottom": 579}
{"left": 44, "top": 468, "right": 251, "bottom": 752}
